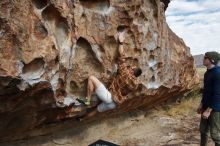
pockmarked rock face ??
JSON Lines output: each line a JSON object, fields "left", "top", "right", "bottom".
{"left": 0, "top": 0, "right": 199, "bottom": 141}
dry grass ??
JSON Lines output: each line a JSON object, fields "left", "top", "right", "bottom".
{"left": 197, "top": 67, "right": 206, "bottom": 82}
{"left": 165, "top": 91, "right": 201, "bottom": 117}
{"left": 165, "top": 67, "right": 206, "bottom": 117}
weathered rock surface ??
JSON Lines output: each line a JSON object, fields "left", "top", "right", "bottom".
{"left": 0, "top": 0, "right": 198, "bottom": 141}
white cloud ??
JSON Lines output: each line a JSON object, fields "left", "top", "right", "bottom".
{"left": 166, "top": 0, "right": 220, "bottom": 55}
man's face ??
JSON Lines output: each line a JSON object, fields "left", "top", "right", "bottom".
{"left": 203, "top": 56, "right": 211, "bottom": 67}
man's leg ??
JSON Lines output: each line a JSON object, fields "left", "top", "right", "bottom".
{"left": 200, "top": 117, "right": 209, "bottom": 146}
{"left": 87, "top": 75, "right": 102, "bottom": 100}
{"left": 209, "top": 111, "right": 220, "bottom": 146}
{"left": 80, "top": 76, "right": 115, "bottom": 120}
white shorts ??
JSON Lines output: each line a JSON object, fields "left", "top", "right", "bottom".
{"left": 95, "top": 84, "right": 116, "bottom": 112}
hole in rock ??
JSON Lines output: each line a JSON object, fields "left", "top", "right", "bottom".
{"left": 22, "top": 58, "right": 45, "bottom": 74}
{"left": 153, "top": 10, "right": 158, "bottom": 18}
{"left": 56, "top": 19, "right": 69, "bottom": 35}
{"left": 79, "top": 0, "right": 110, "bottom": 12}
{"left": 55, "top": 55, "right": 59, "bottom": 64}
{"left": 148, "top": 75, "right": 160, "bottom": 89}
{"left": 157, "top": 62, "right": 163, "bottom": 68}
{"left": 42, "top": 5, "right": 69, "bottom": 48}
{"left": 76, "top": 37, "right": 103, "bottom": 67}
{"left": 149, "top": 55, "right": 154, "bottom": 60}
{"left": 117, "top": 25, "right": 127, "bottom": 33}
{"left": 34, "top": 21, "right": 48, "bottom": 38}
{"left": 69, "top": 37, "right": 103, "bottom": 96}
{"left": 22, "top": 58, "right": 45, "bottom": 80}
{"left": 32, "top": 0, "right": 48, "bottom": 9}
{"left": 42, "top": 5, "right": 68, "bottom": 25}
{"left": 157, "top": 71, "right": 162, "bottom": 76}
{"left": 81, "top": 13, "right": 86, "bottom": 18}
{"left": 150, "top": 76, "right": 156, "bottom": 82}
{"left": 148, "top": 55, "right": 157, "bottom": 69}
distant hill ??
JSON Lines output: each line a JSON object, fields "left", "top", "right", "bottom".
{"left": 193, "top": 54, "right": 204, "bottom": 68}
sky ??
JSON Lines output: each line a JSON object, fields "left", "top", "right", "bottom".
{"left": 166, "top": 0, "right": 220, "bottom": 55}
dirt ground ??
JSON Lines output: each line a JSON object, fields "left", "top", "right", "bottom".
{"left": 1, "top": 68, "right": 215, "bottom": 146}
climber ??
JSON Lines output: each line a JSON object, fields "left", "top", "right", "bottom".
{"left": 77, "top": 31, "right": 142, "bottom": 120}
{"left": 197, "top": 51, "right": 220, "bottom": 146}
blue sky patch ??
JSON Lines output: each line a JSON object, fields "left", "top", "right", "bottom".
{"left": 166, "top": 0, "right": 220, "bottom": 55}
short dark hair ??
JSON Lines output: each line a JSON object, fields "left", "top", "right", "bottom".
{"left": 133, "top": 68, "right": 142, "bottom": 77}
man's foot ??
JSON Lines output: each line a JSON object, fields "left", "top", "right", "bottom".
{"left": 76, "top": 97, "right": 91, "bottom": 106}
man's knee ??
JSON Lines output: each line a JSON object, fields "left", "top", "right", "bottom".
{"left": 88, "top": 75, "right": 102, "bottom": 88}
{"left": 88, "top": 75, "right": 96, "bottom": 81}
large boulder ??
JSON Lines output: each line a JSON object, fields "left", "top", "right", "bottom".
{"left": 0, "top": 0, "right": 198, "bottom": 141}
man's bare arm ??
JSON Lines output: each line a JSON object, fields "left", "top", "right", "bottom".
{"left": 118, "top": 32, "right": 125, "bottom": 57}
{"left": 119, "top": 43, "right": 124, "bottom": 57}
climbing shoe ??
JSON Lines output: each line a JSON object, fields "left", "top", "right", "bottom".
{"left": 76, "top": 97, "right": 90, "bottom": 106}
